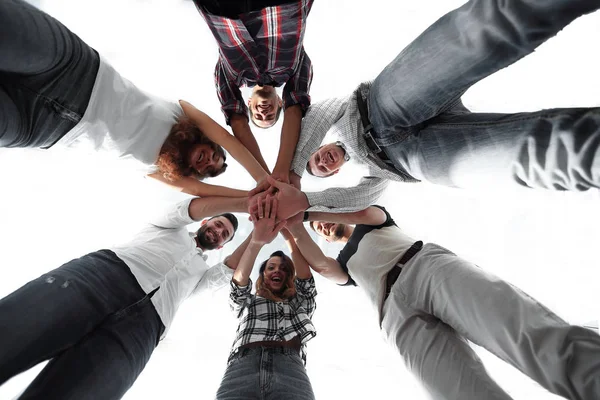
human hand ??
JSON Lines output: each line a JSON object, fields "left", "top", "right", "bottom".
{"left": 249, "top": 176, "right": 309, "bottom": 221}
{"left": 250, "top": 195, "right": 287, "bottom": 246}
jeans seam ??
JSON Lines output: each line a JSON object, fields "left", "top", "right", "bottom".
{"left": 14, "top": 81, "right": 82, "bottom": 123}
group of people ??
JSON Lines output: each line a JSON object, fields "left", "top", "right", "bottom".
{"left": 1, "top": 0, "right": 600, "bottom": 399}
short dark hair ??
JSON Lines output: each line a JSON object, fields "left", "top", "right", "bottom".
{"left": 248, "top": 104, "right": 283, "bottom": 129}
{"left": 308, "top": 220, "right": 317, "bottom": 232}
{"left": 209, "top": 213, "right": 238, "bottom": 242}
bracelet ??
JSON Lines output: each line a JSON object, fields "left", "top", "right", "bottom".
{"left": 303, "top": 211, "right": 309, "bottom": 222}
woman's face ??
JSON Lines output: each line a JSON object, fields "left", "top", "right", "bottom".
{"left": 262, "top": 256, "right": 288, "bottom": 293}
{"left": 187, "top": 143, "right": 224, "bottom": 177}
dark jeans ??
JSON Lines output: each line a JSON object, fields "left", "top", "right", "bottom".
{"left": 0, "top": 0, "right": 99, "bottom": 148}
{"left": 369, "top": 0, "right": 600, "bottom": 191}
{"left": 0, "top": 250, "right": 164, "bottom": 400}
{"left": 193, "top": 0, "right": 300, "bottom": 18}
{"left": 217, "top": 347, "right": 315, "bottom": 400}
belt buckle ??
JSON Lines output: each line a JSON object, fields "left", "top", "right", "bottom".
{"left": 363, "top": 130, "right": 381, "bottom": 153}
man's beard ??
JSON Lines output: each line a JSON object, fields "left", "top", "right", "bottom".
{"left": 196, "top": 225, "right": 219, "bottom": 250}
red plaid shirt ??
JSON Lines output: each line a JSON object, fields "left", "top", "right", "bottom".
{"left": 198, "top": 0, "right": 314, "bottom": 124}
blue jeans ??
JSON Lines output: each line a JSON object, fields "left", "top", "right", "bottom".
{"left": 369, "top": 0, "right": 600, "bottom": 191}
{"left": 0, "top": 250, "right": 164, "bottom": 400}
{"left": 217, "top": 347, "right": 315, "bottom": 400}
{"left": 0, "top": 0, "right": 99, "bottom": 148}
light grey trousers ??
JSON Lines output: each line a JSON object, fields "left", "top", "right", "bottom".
{"left": 381, "top": 243, "right": 600, "bottom": 400}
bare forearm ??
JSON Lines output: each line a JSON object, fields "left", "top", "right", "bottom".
{"left": 232, "top": 241, "right": 263, "bottom": 286}
{"left": 188, "top": 196, "right": 248, "bottom": 221}
{"left": 305, "top": 206, "right": 386, "bottom": 226}
{"left": 282, "top": 229, "right": 311, "bottom": 279}
{"left": 230, "top": 116, "right": 271, "bottom": 174}
{"left": 274, "top": 105, "right": 302, "bottom": 176}
{"left": 287, "top": 225, "right": 329, "bottom": 270}
{"left": 224, "top": 233, "right": 254, "bottom": 270}
{"left": 149, "top": 173, "right": 248, "bottom": 197}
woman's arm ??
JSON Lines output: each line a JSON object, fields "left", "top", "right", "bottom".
{"left": 281, "top": 229, "right": 311, "bottom": 280}
{"left": 232, "top": 195, "right": 286, "bottom": 286}
{"left": 148, "top": 173, "right": 248, "bottom": 198}
{"left": 179, "top": 100, "right": 268, "bottom": 183}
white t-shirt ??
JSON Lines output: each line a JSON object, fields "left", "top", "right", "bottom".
{"left": 54, "top": 56, "right": 182, "bottom": 171}
{"left": 336, "top": 206, "right": 416, "bottom": 323}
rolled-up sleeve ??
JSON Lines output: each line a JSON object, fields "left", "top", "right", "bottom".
{"left": 282, "top": 49, "right": 313, "bottom": 115}
{"left": 295, "top": 276, "right": 317, "bottom": 318}
{"left": 230, "top": 279, "right": 253, "bottom": 318}
{"left": 215, "top": 61, "right": 248, "bottom": 124}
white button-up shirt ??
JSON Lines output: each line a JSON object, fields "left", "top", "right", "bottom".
{"left": 111, "top": 198, "right": 233, "bottom": 338}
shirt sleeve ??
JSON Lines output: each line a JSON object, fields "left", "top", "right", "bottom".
{"left": 214, "top": 61, "right": 248, "bottom": 125}
{"left": 229, "top": 279, "right": 253, "bottom": 318}
{"left": 148, "top": 198, "right": 195, "bottom": 229}
{"left": 294, "top": 276, "right": 317, "bottom": 318}
{"left": 191, "top": 262, "right": 235, "bottom": 296}
{"left": 282, "top": 49, "right": 313, "bottom": 115}
{"left": 304, "top": 176, "right": 390, "bottom": 213}
{"left": 291, "top": 95, "right": 350, "bottom": 177}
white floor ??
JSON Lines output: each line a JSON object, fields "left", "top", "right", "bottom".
{"left": 0, "top": 0, "right": 599, "bottom": 399}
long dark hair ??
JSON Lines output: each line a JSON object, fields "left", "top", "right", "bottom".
{"left": 156, "top": 116, "right": 227, "bottom": 181}
{"left": 256, "top": 251, "right": 296, "bottom": 301}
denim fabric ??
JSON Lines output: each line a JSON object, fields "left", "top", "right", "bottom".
{"left": 0, "top": 0, "right": 99, "bottom": 148}
{"left": 0, "top": 250, "right": 164, "bottom": 400}
{"left": 369, "top": 0, "right": 600, "bottom": 191}
{"left": 217, "top": 347, "right": 315, "bottom": 400}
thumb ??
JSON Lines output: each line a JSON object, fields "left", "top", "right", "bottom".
{"left": 267, "top": 175, "right": 283, "bottom": 188}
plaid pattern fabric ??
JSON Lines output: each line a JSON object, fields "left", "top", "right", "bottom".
{"left": 197, "top": 0, "right": 314, "bottom": 123}
{"left": 228, "top": 276, "right": 317, "bottom": 364}
{"left": 291, "top": 81, "right": 419, "bottom": 213}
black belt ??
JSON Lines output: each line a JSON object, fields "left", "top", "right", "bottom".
{"left": 384, "top": 241, "right": 423, "bottom": 301}
{"left": 356, "top": 91, "right": 393, "bottom": 163}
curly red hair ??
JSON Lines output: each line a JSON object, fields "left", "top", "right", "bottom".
{"left": 156, "top": 116, "right": 227, "bottom": 181}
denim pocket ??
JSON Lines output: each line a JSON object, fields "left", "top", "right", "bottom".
{"left": 110, "top": 287, "right": 159, "bottom": 321}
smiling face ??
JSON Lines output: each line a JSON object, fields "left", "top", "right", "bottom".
{"left": 261, "top": 256, "right": 289, "bottom": 294}
{"left": 187, "top": 143, "right": 225, "bottom": 178}
{"left": 311, "top": 221, "right": 346, "bottom": 242}
{"left": 307, "top": 143, "right": 348, "bottom": 177}
{"left": 196, "top": 216, "right": 235, "bottom": 250}
{"left": 248, "top": 86, "right": 282, "bottom": 128}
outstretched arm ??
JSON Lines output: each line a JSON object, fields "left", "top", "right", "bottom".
{"left": 304, "top": 205, "right": 387, "bottom": 226}
{"left": 286, "top": 221, "right": 348, "bottom": 284}
{"left": 230, "top": 114, "right": 271, "bottom": 174}
{"left": 148, "top": 173, "right": 248, "bottom": 198}
{"left": 179, "top": 100, "right": 268, "bottom": 182}
{"left": 281, "top": 228, "right": 311, "bottom": 279}
{"left": 232, "top": 195, "right": 287, "bottom": 286}
{"left": 272, "top": 105, "right": 303, "bottom": 184}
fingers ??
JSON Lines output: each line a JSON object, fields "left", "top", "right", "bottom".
{"left": 264, "top": 194, "right": 272, "bottom": 219}
{"left": 273, "top": 220, "right": 287, "bottom": 235}
{"left": 257, "top": 197, "right": 265, "bottom": 219}
{"left": 248, "top": 179, "right": 270, "bottom": 197}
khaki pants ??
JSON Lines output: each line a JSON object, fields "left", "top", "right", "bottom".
{"left": 381, "top": 243, "right": 600, "bottom": 400}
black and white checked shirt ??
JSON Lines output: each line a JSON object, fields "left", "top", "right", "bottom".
{"left": 291, "top": 81, "right": 418, "bottom": 213}
{"left": 228, "top": 277, "right": 317, "bottom": 364}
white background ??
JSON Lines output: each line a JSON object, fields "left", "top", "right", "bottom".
{"left": 0, "top": 0, "right": 599, "bottom": 399}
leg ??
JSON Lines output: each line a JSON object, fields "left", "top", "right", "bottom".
{"left": 381, "top": 290, "right": 513, "bottom": 400}
{"left": 397, "top": 243, "right": 600, "bottom": 400}
{"left": 383, "top": 107, "right": 600, "bottom": 190}
{"left": 0, "top": 250, "right": 146, "bottom": 385}
{"left": 216, "top": 349, "right": 262, "bottom": 400}
{"left": 0, "top": 0, "right": 98, "bottom": 148}
{"left": 19, "top": 294, "right": 163, "bottom": 400}
{"left": 0, "top": 82, "right": 23, "bottom": 147}
{"left": 369, "top": 0, "right": 600, "bottom": 138}
{"left": 267, "top": 350, "right": 315, "bottom": 400}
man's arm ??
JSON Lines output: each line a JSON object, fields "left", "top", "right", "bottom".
{"left": 272, "top": 104, "right": 303, "bottom": 183}
{"left": 230, "top": 114, "right": 270, "bottom": 173}
{"left": 286, "top": 223, "right": 348, "bottom": 284}
{"left": 250, "top": 175, "right": 389, "bottom": 220}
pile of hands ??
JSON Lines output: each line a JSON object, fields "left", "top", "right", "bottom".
{"left": 247, "top": 173, "right": 307, "bottom": 245}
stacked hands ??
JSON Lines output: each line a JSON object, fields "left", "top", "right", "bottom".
{"left": 248, "top": 176, "right": 309, "bottom": 222}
